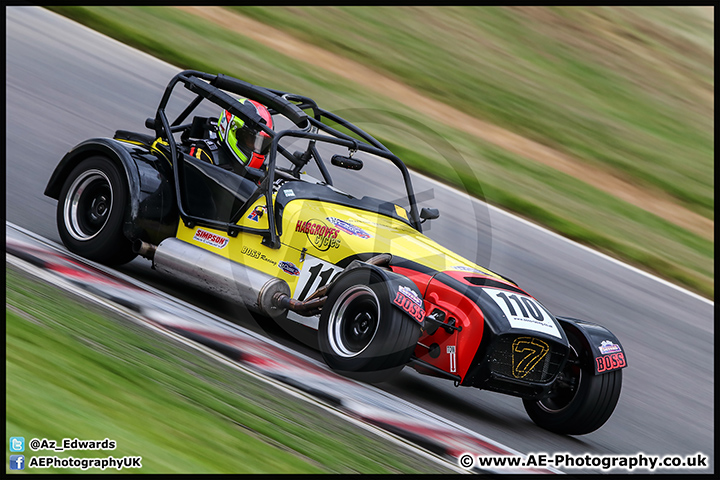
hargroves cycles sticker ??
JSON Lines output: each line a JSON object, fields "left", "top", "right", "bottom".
{"left": 193, "top": 228, "right": 229, "bottom": 249}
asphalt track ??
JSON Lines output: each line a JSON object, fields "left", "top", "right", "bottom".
{"left": 6, "top": 7, "right": 714, "bottom": 473}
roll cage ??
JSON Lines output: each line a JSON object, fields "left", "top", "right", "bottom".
{"left": 150, "top": 70, "right": 423, "bottom": 248}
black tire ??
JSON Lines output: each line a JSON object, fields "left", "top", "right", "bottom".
{"left": 318, "top": 268, "right": 421, "bottom": 380}
{"left": 56, "top": 156, "right": 137, "bottom": 265}
{"left": 523, "top": 330, "right": 622, "bottom": 435}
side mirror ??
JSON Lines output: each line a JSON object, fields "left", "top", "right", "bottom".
{"left": 420, "top": 207, "right": 440, "bottom": 223}
{"left": 331, "top": 154, "right": 363, "bottom": 171}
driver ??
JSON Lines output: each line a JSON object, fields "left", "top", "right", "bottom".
{"left": 187, "top": 98, "right": 274, "bottom": 175}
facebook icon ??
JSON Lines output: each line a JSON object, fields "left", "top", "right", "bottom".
{"left": 10, "top": 455, "right": 25, "bottom": 470}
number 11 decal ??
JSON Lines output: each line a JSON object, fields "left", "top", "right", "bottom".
{"left": 295, "top": 257, "right": 343, "bottom": 301}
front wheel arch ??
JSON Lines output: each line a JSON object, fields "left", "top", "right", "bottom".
{"left": 522, "top": 329, "right": 623, "bottom": 435}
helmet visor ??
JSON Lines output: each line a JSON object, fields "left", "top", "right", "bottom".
{"left": 237, "top": 126, "right": 272, "bottom": 157}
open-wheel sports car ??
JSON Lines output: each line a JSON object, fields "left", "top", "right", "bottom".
{"left": 45, "top": 70, "right": 626, "bottom": 434}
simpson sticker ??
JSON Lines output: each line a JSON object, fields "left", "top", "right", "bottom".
{"left": 295, "top": 219, "right": 341, "bottom": 251}
{"left": 596, "top": 352, "right": 626, "bottom": 373}
{"left": 599, "top": 340, "right": 622, "bottom": 354}
{"left": 326, "top": 217, "right": 371, "bottom": 239}
{"left": 284, "top": 189, "right": 295, "bottom": 197}
{"left": 393, "top": 287, "right": 425, "bottom": 323}
{"left": 247, "top": 205, "right": 266, "bottom": 222}
{"left": 278, "top": 261, "right": 300, "bottom": 276}
{"left": 484, "top": 288, "right": 562, "bottom": 338}
{"left": 193, "top": 228, "right": 229, "bottom": 249}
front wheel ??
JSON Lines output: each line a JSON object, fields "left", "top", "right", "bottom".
{"left": 318, "top": 268, "right": 421, "bottom": 380}
{"left": 56, "top": 156, "right": 137, "bottom": 265}
{"left": 523, "top": 331, "right": 622, "bottom": 435}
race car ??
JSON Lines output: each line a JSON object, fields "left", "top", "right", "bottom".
{"left": 45, "top": 70, "right": 626, "bottom": 435}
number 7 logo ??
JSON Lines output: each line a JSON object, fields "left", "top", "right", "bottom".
{"left": 511, "top": 337, "right": 550, "bottom": 378}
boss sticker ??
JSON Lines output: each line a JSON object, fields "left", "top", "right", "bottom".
{"left": 278, "top": 261, "right": 300, "bottom": 276}
{"left": 596, "top": 352, "right": 626, "bottom": 373}
{"left": 193, "top": 228, "right": 229, "bottom": 249}
{"left": 295, "top": 219, "right": 341, "bottom": 251}
{"left": 598, "top": 340, "right": 622, "bottom": 354}
{"left": 241, "top": 246, "right": 276, "bottom": 266}
{"left": 393, "top": 286, "right": 425, "bottom": 323}
{"left": 326, "top": 217, "right": 371, "bottom": 239}
{"left": 484, "top": 288, "right": 562, "bottom": 338}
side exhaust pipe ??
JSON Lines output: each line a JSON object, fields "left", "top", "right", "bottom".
{"left": 133, "top": 239, "right": 156, "bottom": 260}
{"left": 142, "top": 238, "right": 290, "bottom": 318}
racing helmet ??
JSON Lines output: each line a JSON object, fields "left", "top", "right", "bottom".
{"left": 217, "top": 98, "right": 274, "bottom": 169}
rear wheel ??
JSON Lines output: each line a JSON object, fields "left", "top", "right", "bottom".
{"left": 523, "top": 331, "right": 622, "bottom": 435}
{"left": 318, "top": 268, "right": 421, "bottom": 380}
{"left": 56, "top": 156, "right": 137, "bottom": 265}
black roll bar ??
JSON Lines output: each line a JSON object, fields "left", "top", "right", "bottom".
{"left": 151, "top": 70, "right": 423, "bottom": 248}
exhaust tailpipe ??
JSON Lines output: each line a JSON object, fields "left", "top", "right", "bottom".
{"left": 133, "top": 239, "right": 157, "bottom": 260}
{"left": 149, "top": 238, "right": 290, "bottom": 318}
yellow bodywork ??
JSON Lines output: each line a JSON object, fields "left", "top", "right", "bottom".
{"left": 176, "top": 195, "right": 504, "bottom": 298}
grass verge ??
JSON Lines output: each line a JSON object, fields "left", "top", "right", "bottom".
{"left": 41, "top": 6, "right": 713, "bottom": 297}
{"left": 6, "top": 265, "right": 451, "bottom": 474}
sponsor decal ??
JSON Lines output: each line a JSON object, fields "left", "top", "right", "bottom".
{"left": 246, "top": 205, "right": 266, "bottom": 222}
{"left": 398, "top": 285, "right": 422, "bottom": 306}
{"left": 598, "top": 339, "right": 622, "bottom": 354}
{"left": 241, "top": 246, "right": 276, "bottom": 266}
{"left": 596, "top": 352, "right": 626, "bottom": 373}
{"left": 450, "top": 265, "right": 484, "bottom": 274}
{"left": 284, "top": 189, "right": 295, "bottom": 197}
{"left": 326, "top": 217, "right": 371, "bottom": 239}
{"left": 218, "top": 110, "right": 231, "bottom": 138}
{"left": 193, "top": 228, "right": 229, "bottom": 249}
{"left": 278, "top": 261, "right": 300, "bottom": 276}
{"left": 393, "top": 286, "right": 425, "bottom": 323}
{"left": 394, "top": 204, "right": 408, "bottom": 220}
{"left": 511, "top": 337, "right": 550, "bottom": 379}
{"left": 484, "top": 288, "right": 562, "bottom": 339}
{"left": 295, "top": 219, "right": 341, "bottom": 251}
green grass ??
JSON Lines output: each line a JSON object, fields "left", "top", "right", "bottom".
{"left": 6, "top": 266, "right": 451, "bottom": 474}
{"left": 234, "top": 6, "right": 713, "bottom": 218}
{"left": 42, "top": 6, "right": 713, "bottom": 298}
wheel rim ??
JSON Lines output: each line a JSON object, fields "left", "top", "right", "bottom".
{"left": 327, "top": 285, "right": 380, "bottom": 358}
{"left": 536, "top": 344, "right": 582, "bottom": 413}
{"left": 63, "top": 169, "right": 113, "bottom": 241}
